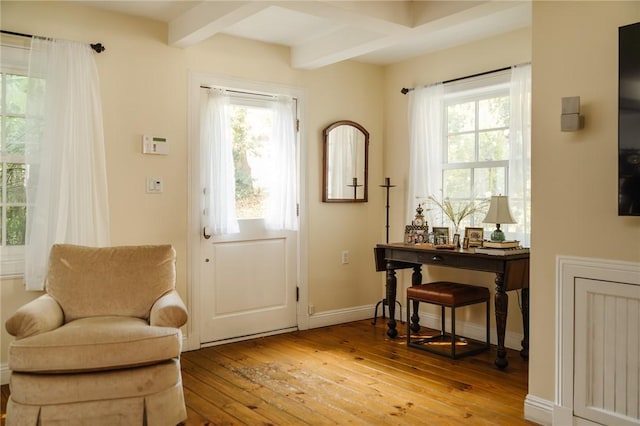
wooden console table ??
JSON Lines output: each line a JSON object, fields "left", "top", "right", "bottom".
{"left": 375, "top": 243, "right": 529, "bottom": 369}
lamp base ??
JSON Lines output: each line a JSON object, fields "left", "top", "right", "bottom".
{"left": 490, "top": 227, "right": 506, "bottom": 242}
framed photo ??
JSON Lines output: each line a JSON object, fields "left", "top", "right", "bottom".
{"left": 405, "top": 225, "right": 428, "bottom": 245}
{"left": 432, "top": 227, "right": 450, "bottom": 245}
{"left": 452, "top": 233, "right": 460, "bottom": 248}
{"left": 404, "top": 231, "right": 415, "bottom": 244}
{"left": 465, "top": 227, "right": 484, "bottom": 247}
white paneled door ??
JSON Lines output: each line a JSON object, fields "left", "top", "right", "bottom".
{"left": 200, "top": 223, "right": 298, "bottom": 344}
{"left": 192, "top": 77, "right": 301, "bottom": 345}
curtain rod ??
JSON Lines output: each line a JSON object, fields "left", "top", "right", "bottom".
{"left": 400, "top": 65, "right": 513, "bottom": 95}
{"left": 0, "top": 29, "right": 105, "bottom": 53}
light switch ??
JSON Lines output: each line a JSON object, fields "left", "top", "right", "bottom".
{"left": 146, "top": 177, "right": 163, "bottom": 193}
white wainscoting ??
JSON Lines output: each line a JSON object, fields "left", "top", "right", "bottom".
{"left": 555, "top": 256, "right": 640, "bottom": 426}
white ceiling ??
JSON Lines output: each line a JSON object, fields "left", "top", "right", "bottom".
{"left": 85, "top": 1, "right": 531, "bottom": 69}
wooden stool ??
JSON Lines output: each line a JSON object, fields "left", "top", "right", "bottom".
{"left": 406, "top": 281, "right": 490, "bottom": 359}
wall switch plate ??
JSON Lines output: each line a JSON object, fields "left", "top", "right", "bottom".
{"left": 146, "top": 177, "right": 163, "bottom": 193}
{"left": 341, "top": 250, "right": 349, "bottom": 264}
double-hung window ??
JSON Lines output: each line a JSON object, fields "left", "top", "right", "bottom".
{"left": 1, "top": 38, "right": 29, "bottom": 277}
{"left": 441, "top": 73, "right": 511, "bottom": 228}
{"left": 409, "top": 66, "right": 531, "bottom": 245}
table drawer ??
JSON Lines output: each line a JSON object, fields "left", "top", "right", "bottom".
{"left": 388, "top": 248, "right": 463, "bottom": 268}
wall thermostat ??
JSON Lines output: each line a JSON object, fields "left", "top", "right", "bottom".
{"left": 142, "top": 135, "right": 169, "bottom": 155}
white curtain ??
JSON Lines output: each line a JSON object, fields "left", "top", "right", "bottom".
{"left": 508, "top": 64, "right": 532, "bottom": 246}
{"left": 25, "top": 37, "right": 110, "bottom": 290}
{"left": 265, "top": 97, "right": 297, "bottom": 231}
{"left": 407, "top": 84, "right": 444, "bottom": 225}
{"left": 201, "top": 89, "right": 239, "bottom": 235}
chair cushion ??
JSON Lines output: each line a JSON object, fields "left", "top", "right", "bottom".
{"left": 407, "top": 281, "right": 490, "bottom": 306}
{"left": 9, "top": 359, "right": 181, "bottom": 406}
{"left": 8, "top": 316, "right": 181, "bottom": 373}
{"left": 46, "top": 244, "right": 176, "bottom": 322}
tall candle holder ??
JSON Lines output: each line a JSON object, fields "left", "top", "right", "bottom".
{"left": 379, "top": 177, "right": 395, "bottom": 243}
{"left": 372, "top": 177, "right": 402, "bottom": 325}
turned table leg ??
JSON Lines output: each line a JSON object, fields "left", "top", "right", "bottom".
{"left": 385, "top": 264, "right": 398, "bottom": 338}
{"left": 520, "top": 287, "right": 529, "bottom": 359}
{"left": 494, "top": 272, "right": 509, "bottom": 369}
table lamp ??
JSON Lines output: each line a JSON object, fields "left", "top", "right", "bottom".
{"left": 483, "top": 195, "right": 516, "bottom": 241}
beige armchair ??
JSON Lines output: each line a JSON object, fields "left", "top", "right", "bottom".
{"left": 5, "top": 244, "right": 188, "bottom": 426}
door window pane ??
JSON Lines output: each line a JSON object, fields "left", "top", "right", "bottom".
{"left": 230, "top": 104, "right": 272, "bottom": 219}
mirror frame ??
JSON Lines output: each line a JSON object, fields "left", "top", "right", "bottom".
{"left": 322, "top": 120, "right": 369, "bottom": 203}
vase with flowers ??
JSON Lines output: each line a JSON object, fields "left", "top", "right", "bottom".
{"left": 427, "top": 194, "right": 489, "bottom": 239}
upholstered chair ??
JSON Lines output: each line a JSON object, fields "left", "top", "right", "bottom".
{"left": 5, "top": 244, "right": 188, "bottom": 426}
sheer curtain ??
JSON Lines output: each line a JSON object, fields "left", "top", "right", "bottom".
{"left": 508, "top": 64, "right": 532, "bottom": 246}
{"left": 265, "top": 96, "right": 297, "bottom": 231}
{"left": 25, "top": 37, "right": 110, "bottom": 290}
{"left": 407, "top": 84, "right": 444, "bottom": 225}
{"left": 201, "top": 89, "right": 239, "bottom": 235}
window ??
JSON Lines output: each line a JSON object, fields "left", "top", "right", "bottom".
{"left": 228, "top": 99, "right": 274, "bottom": 219}
{"left": 409, "top": 66, "right": 531, "bottom": 245}
{"left": 1, "top": 39, "right": 29, "bottom": 277}
{"left": 440, "top": 80, "right": 510, "bottom": 229}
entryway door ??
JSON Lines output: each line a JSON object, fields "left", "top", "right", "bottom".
{"left": 200, "top": 223, "right": 298, "bottom": 344}
{"left": 190, "top": 75, "right": 302, "bottom": 345}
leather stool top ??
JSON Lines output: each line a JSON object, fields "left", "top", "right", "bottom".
{"left": 407, "top": 281, "right": 489, "bottom": 306}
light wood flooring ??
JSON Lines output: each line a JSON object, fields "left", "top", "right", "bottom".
{"left": 2, "top": 319, "right": 533, "bottom": 425}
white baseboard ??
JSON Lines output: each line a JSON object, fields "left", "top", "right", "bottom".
{"left": 525, "top": 394, "right": 554, "bottom": 425}
{"left": 308, "top": 304, "right": 379, "bottom": 329}
{"left": 1, "top": 362, "right": 10, "bottom": 385}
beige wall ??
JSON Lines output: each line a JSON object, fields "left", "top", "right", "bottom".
{"left": 529, "top": 0, "right": 640, "bottom": 402}
{"left": 0, "top": 1, "right": 384, "bottom": 368}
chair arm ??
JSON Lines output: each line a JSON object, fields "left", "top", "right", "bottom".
{"left": 150, "top": 290, "right": 188, "bottom": 328}
{"left": 5, "top": 294, "right": 64, "bottom": 339}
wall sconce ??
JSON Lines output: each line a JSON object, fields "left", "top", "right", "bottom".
{"left": 561, "top": 96, "right": 585, "bottom": 131}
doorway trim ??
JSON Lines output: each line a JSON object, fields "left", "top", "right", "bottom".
{"left": 185, "top": 71, "right": 309, "bottom": 351}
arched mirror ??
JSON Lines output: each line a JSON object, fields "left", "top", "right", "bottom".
{"left": 322, "top": 120, "right": 369, "bottom": 202}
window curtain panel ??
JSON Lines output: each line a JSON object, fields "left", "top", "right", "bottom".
{"left": 407, "top": 83, "right": 444, "bottom": 225}
{"left": 201, "top": 89, "right": 240, "bottom": 236}
{"left": 265, "top": 97, "right": 298, "bottom": 231}
{"left": 508, "top": 64, "right": 532, "bottom": 246}
{"left": 25, "top": 37, "right": 110, "bottom": 291}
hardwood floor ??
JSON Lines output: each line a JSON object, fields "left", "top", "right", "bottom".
{"left": 1, "top": 319, "right": 533, "bottom": 425}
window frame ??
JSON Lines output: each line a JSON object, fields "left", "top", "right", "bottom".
{"left": 1, "top": 39, "right": 30, "bottom": 278}
{"left": 438, "top": 73, "right": 511, "bottom": 229}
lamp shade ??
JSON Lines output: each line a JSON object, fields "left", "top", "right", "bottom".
{"left": 483, "top": 195, "right": 516, "bottom": 225}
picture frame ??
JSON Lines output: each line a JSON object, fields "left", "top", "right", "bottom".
{"left": 452, "top": 233, "right": 460, "bottom": 248}
{"left": 405, "top": 225, "right": 428, "bottom": 245}
{"left": 464, "top": 227, "right": 484, "bottom": 247}
{"left": 432, "top": 227, "right": 450, "bottom": 245}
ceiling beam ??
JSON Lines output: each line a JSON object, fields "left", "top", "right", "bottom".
{"left": 168, "top": 1, "right": 268, "bottom": 48}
